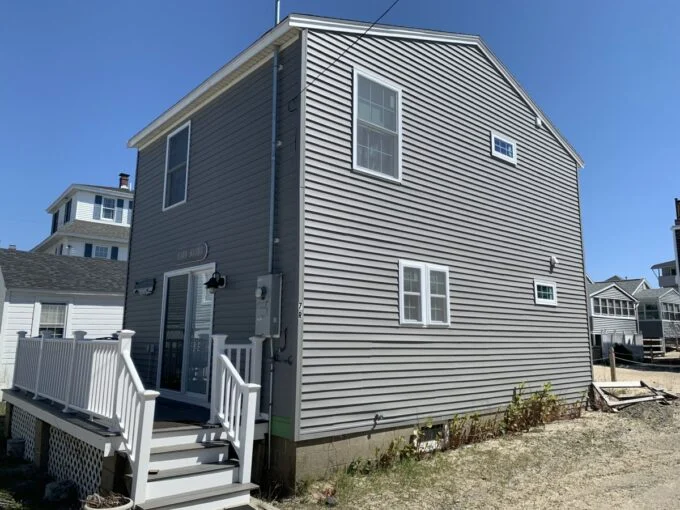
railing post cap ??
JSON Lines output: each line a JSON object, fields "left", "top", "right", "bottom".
{"left": 73, "top": 331, "right": 87, "bottom": 339}
{"left": 17, "top": 331, "right": 28, "bottom": 338}
{"left": 118, "top": 329, "right": 136, "bottom": 337}
{"left": 212, "top": 334, "right": 228, "bottom": 341}
{"left": 249, "top": 335, "right": 266, "bottom": 344}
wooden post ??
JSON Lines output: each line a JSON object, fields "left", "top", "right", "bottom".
{"left": 110, "top": 330, "right": 134, "bottom": 432}
{"left": 238, "top": 383, "right": 260, "bottom": 483}
{"left": 13, "top": 332, "right": 27, "bottom": 389}
{"left": 609, "top": 345, "right": 616, "bottom": 382}
{"left": 209, "top": 335, "right": 228, "bottom": 425}
{"left": 249, "top": 336, "right": 266, "bottom": 418}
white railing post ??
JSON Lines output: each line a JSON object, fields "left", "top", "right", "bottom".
{"left": 12, "top": 331, "right": 27, "bottom": 389}
{"left": 33, "top": 334, "right": 45, "bottom": 399}
{"left": 238, "top": 384, "right": 260, "bottom": 483}
{"left": 62, "top": 331, "right": 86, "bottom": 413}
{"left": 209, "top": 335, "right": 228, "bottom": 424}
{"left": 112, "top": 330, "right": 134, "bottom": 432}
{"left": 249, "top": 336, "right": 265, "bottom": 417}
{"left": 130, "top": 389, "right": 160, "bottom": 505}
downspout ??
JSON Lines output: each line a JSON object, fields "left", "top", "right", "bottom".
{"left": 266, "top": 0, "right": 281, "bottom": 473}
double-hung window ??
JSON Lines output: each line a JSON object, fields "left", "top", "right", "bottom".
{"left": 490, "top": 131, "right": 518, "bottom": 165}
{"left": 534, "top": 280, "right": 557, "bottom": 306}
{"left": 353, "top": 69, "right": 402, "bottom": 181}
{"left": 102, "top": 197, "right": 116, "bottom": 220}
{"left": 164, "top": 122, "right": 191, "bottom": 210}
{"left": 399, "top": 260, "right": 450, "bottom": 326}
{"left": 39, "top": 303, "right": 66, "bottom": 339}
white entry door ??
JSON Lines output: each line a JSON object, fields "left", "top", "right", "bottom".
{"left": 159, "top": 265, "right": 214, "bottom": 403}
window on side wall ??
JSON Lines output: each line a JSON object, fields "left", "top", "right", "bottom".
{"left": 490, "top": 131, "right": 518, "bottom": 165}
{"left": 102, "top": 197, "right": 116, "bottom": 220}
{"left": 399, "top": 260, "right": 450, "bottom": 326}
{"left": 353, "top": 69, "right": 402, "bottom": 182}
{"left": 164, "top": 122, "right": 191, "bottom": 210}
{"left": 534, "top": 280, "right": 557, "bottom": 306}
{"left": 39, "top": 303, "right": 66, "bottom": 338}
{"left": 93, "top": 246, "right": 109, "bottom": 259}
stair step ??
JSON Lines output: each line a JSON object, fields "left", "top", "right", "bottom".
{"left": 139, "top": 482, "right": 257, "bottom": 510}
{"left": 150, "top": 440, "right": 230, "bottom": 455}
{"left": 143, "top": 461, "right": 239, "bottom": 499}
{"left": 151, "top": 426, "right": 227, "bottom": 448}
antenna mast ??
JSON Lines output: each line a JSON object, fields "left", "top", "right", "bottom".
{"left": 274, "top": 0, "right": 280, "bottom": 25}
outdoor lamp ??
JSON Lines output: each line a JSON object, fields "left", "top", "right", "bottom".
{"left": 204, "top": 271, "right": 226, "bottom": 294}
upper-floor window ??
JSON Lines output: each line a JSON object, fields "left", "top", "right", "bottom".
{"left": 94, "top": 245, "right": 109, "bottom": 259}
{"left": 39, "top": 303, "right": 66, "bottom": 338}
{"left": 64, "top": 199, "right": 72, "bottom": 223}
{"left": 640, "top": 304, "right": 660, "bottom": 320}
{"left": 51, "top": 210, "right": 59, "bottom": 234}
{"left": 102, "top": 197, "right": 116, "bottom": 220}
{"left": 490, "top": 131, "right": 518, "bottom": 165}
{"left": 164, "top": 122, "right": 191, "bottom": 210}
{"left": 399, "top": 260, "right": 450, "bottom": 326}
{"left": 661, "top": 266, "right": 677, "bottom": 277}
{"left": 534, "top": 280, "right": 557, "bottom": 306}
{"left": 593, "top": 297, "right": 635, "bottom": 317}
{"left": 353, "top": 69, "right": 402, "bottom": 182}
{"left": 662, "top": 303, "right": 680, "bottom": 321}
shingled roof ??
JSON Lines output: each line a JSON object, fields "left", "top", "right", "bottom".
{"left": 57, "top": 220, "right": 130, "bottom": 241}
{"left": 0, "top": 249, "right": 126, "bottom": 293}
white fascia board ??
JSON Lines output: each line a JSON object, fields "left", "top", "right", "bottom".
{"left": 589, "top": 283, "right": 639, "bottom": 302}
{"left": 6, "top": 287, "right": 124, "bottom": 297}
{"left": 46, "top": 185, "right": 133, "bottom": 213}
{"left": 128, "top": 18, "right": 295, "bottom": 149}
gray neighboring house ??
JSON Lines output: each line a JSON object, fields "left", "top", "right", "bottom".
{"left": 586, "top": 281, "right": 639, "bottom": 343}
{"left": 651, "top": 198, "right": 680, "bottom": 290}
{"left": 635, "top": 288, "right": 680, "bottom": 341}
{"left": 124, "top": 14, "right": 591, "bottom": 484}
{"left": 0, "top": 248, "right": 126, "bottom": 390}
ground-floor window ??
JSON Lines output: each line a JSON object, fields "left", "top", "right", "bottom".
{"left": 39, "top": 303, "right": 67, "bottom": 338}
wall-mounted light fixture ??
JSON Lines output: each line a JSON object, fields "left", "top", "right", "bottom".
{"left": 550, "top": 255, "right": 560, "bottom": 271}
{"left": 204, "top": 271, "right": 226, "bottom": 294}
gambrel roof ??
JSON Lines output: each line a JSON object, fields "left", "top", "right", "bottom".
{"left": 128, "top": 14, "right": 583, "bottom": 168}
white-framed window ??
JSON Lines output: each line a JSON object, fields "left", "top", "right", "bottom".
{"left": 490, "top": 130, "right": 518, "bottom": 165}
{"left": 163, "top": 121, "right": 191, "bottom": 210}
{"left": 399, "top": 260, "right": 450, "bottom": 326}
{"left": 102, "top": 197, "right": 116, "bottom": 220}
{"left": 534, "top": 279, "right": 557, "bottom": 306}
{"left": 39, "top": 303, "right": 67, "bottom": 338}
{"left": 593, "top": 297, "right": 636, "bottom": 317}
{"left": 93, "top": 245, "right": 109, "bottom": 259}
{"left": 353, "top": 68, "right": 402, "bottom": 182}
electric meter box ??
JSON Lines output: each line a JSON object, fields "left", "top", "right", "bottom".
{"left": 255, "top": 273, "right": 282, "bottom": 338}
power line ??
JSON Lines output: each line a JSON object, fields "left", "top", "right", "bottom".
{"left": 289, "top": 0, "right": 402, "bottom": 106}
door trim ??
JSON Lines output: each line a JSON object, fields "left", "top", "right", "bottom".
{"left": 156, "top": 262, "right": 216, "bottom": 402}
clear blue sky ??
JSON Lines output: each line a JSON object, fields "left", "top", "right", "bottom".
{"left": 1, "top": 1, "right": 678, "bottom": 282}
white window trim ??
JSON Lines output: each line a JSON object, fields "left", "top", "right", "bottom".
{"left": 534, "top": 279, "right": 557, "bottom": 307}
{"left": 490, "top": 130, "right": 518, "bottom": 165}
{"left": 398, "top": 260, "right": 451, "bottom": 327}
{"left": 101, "top": 197, "right": 117, "bottom": 222}
{"left": 162, "top": 120, "right": 191, "bottom": 212}
{"left": 591, "top": 297, "right": 637, "bottom": 319}
{"left": 93, "top": 245, "right": 110, "bottom": 259}
{"left": 352, "top": 67, "right": 403, "bottom": 184}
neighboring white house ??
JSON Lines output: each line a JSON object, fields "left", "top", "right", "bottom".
{"left": 0, "top": 247, "right": 126, "bottom": 389}
{"left": 32, "top": 173, "right": 133, "bottom": 261}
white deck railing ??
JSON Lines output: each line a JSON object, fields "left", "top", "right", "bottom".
{"left": 12, "top": 330, "right": 158, "bottom": 506}
{"left": 225, "top": 336, "right": 265, "bottom": 418}
{"left": 210, "top": 334, "right": 260, "bottom": 483}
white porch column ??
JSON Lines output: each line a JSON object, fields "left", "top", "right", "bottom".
{"left": 209, "top": 335, "right": 228, "bottom": 425}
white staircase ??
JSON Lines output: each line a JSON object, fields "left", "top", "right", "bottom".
{"left": 136, "top": 424, "right": 256, "bottom": 509}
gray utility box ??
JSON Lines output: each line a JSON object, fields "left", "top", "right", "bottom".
{"left": 255, "top": 274, "right": 282, "bottom": 338}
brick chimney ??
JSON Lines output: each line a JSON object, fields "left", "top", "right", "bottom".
{"left": 119, "top": 172, "right": 130, "bottom": 190}
{"left": 8, "top": 244, "right": 16, "bottom": 252}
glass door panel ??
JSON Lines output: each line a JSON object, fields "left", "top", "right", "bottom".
{"left": 160, "top": 274, "right": 188, "bottom": 391}
{"left": 184, "top": 271, "right": 214, "bottom": 396}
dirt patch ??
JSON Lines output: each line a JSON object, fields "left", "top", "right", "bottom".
{"left": 282, "top": 366, "right": 680, "bottom": 510}
{"left": 618, "top": 401, "right": 676, "bottom": 427}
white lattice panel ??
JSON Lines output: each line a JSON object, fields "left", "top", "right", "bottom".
{"left": 48, "top": 428, "right": 103, "bottom": 498}
{"left": 10, "top": 406, "right": 36, "bottom": 462}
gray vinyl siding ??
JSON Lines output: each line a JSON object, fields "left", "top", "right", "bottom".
{"left": 589, "top": 286, "right": 637, "bottom": 334}
{"left": 125, "top": 40, "right": 301, "bottom": 428}
{"left": 299, "top": 30, "right": 590, "bottom": 439}
{"left": 661, "top": 292, "right": 680, "bottom": 338}
{"left": 638, "top": 293, "right": 680, "bottom": 339}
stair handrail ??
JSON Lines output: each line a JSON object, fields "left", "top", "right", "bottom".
{"left": 114, "top": 330, "right": 159, "bottom": 506}
{"left": 210, "top": 334, "right": 260, "bottom": 483}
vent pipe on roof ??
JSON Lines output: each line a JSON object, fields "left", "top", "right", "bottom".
{"left": 274, "top": 0, "right": 280, "bottom": 25}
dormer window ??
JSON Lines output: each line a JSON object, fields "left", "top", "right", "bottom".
{"left": 490, "top": 131, "right": 518, "bottom": 165}
{"left": 102, "top": 197, "right": 116, "bottom": 220}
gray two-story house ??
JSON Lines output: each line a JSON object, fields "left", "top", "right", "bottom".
{"left": 123, "top": 14, "right": 590, "bottom": 492}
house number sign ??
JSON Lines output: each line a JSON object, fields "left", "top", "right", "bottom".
{"left": 177, "top": 242, "right": 209, "bottom": 263}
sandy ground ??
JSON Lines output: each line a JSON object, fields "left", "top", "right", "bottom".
{"left": 593, "top": 364, "right": 680, "bottom": 393}
{"left": 282, "top": 366, "right": 680, "bottom": 510}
